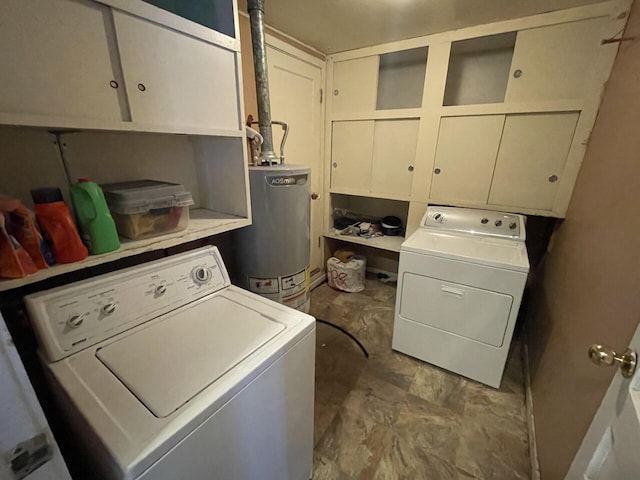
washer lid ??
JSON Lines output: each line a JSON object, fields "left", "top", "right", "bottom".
{"left": 402, "top": 230, "right": 529, "bottom": 272}
{"left": 96, "top": 295, "right": 285, "bottom": 418}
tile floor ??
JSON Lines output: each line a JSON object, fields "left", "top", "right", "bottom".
{"left": 309, "top": 275, "right": 530, "bottom": 480}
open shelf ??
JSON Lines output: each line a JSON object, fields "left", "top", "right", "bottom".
{"left": 324, "top": 229, "right": 404, "bottom": 253}
{"left": 0, "top": 208, "right": 249, "bottom": 292}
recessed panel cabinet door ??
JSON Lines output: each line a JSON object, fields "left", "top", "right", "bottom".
{"left": 489, "top": 112, "right": 579, "bottom": 210}
{"left": 113, "top": 11, "right": 240, "bottom": 131}
{"left": 370, "top": 119, "right": 419, "bottom": 197}
{"left": 0, "top": 0, "right": 125, "bottom": 121}
{"left": 430, "top": 116, "right": 505, "bottom": 204}
{"left": 505, "top": 18, "right": 605, "bottom": 102}
{"left": 331, "top": 121, "right": 374, "bottom": 193}
{"left": 332, "top": 57, "right": 379, "bottom": 113}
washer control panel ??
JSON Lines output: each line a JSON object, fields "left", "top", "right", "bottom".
{"left": 422, "top": 206, "right": 525, "bottom": 240}
{"left": 25, "top": 247, "right": 229, "bottom": 362}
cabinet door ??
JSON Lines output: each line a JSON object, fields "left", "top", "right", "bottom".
{"left": 430, "top": 116, "right": 505, "bottom": 204}
{"left": 370, "top": 119, "right": 419, "bottom": 197}
{"left": 505, "top": 18, "right": 605, "bottom": 102}
{"left": 489, "top": 112, "right": 579, "bottom": 210}
{"left": 332, "top": 57, "right": 378, "bottom": 113}
{"left": 113, "top": 11, "right": 240, "bottom": 131}
{"left": 330, "top": 121, "right": 374, "bottom": 193}
{"left": 0, "top": 0, "right": 124, "bottom": 121}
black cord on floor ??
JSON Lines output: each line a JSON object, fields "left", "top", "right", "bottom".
{"left": 316, "top": 318, "right": 369, "bottom": 358}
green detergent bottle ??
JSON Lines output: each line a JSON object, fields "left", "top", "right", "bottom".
{"left": 70, "top": 178, "right": 120, "bottom": 254}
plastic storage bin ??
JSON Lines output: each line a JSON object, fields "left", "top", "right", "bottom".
{"left": 101, "top": 180, "right": 194, "bottom": 240}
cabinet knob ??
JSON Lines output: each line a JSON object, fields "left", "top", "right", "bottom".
{"left": 333, "top": 162, "right": 338, "bottom": 168}
{"left": 408, "top": 165, "right": 414, "bottom": 172}
{"left": 109, "top": 80, "right": 119, "bottom": 89}
{"left": 513, "top": 69, "right": 523, "bottom": 78}
{"left": 548, "top": 174, "right": 558, "bottom": 183}
{"left": 311, "top": 193, "right": 319, "bottom": 200}
{"left": 333, "top": 89, "right": 339, "bottom": 96}
{"left": 138, "top": 83, "right": 146, "bottom": 92}
{"left": 434, "top": 167, "right": 441, "bottom": 175}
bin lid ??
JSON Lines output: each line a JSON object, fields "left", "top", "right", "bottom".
{"left": 101, "top": 180, "right": 194, "bottom": 214}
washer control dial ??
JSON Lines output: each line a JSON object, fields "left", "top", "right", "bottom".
{"left": 101, "top": 303, "right": 116, "bottom": 316}
{"left": 193, "top": 266, "right": 212, "bottom": 284}
{"left": 67, "top": 314, "right": 84, "bottom": 329}
{"left": 509, "top": 222, "right": 518, "bottom": 230}
{"left": 495, "top": 220, "right": 503, "bottom": 227}
{"left": 433, "top": 212, "right": 444, "bottom": 223}
{"left": 155, "top": 284, "right": 167, "bottom": 296}
{"left": 481, "top": 218, "right": 489, "bottom": 225}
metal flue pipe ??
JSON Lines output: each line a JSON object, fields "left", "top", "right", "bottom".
{"left": 247, "top": 0, "right": 279, "bottom": 165}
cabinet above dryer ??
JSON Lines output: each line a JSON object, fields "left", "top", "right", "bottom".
{"left": 324, "top": 0, "right": 630, "bottom": 219}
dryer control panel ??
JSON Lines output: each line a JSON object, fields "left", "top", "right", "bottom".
{"left": 25, "top": 247, "right": 230, "bottom": 362}
{"left": 422, "top": 206, "right": 525, "bottom": 241}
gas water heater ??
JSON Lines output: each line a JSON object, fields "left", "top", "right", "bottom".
{"left": 235, "top": 165, "right": 311, "bottom": 312}
{"left": 233, "top": 0, "right": 311, "bottom": 312}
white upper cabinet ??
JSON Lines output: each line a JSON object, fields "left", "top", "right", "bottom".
{"left": 331, "top": 119, "right": 418, "bottom": 199}
{"left": 370, "top": 119, "right": 419, "bottom": 196}
{"left": 332, "top": 57, "right": 379, "bottom": 113}
{"left": 112, "top": 11, "right": 240, "bottom": 131}
{"left": 0, "top": 0, "right": 243, "bottom": 135}
{"left": 331, "top": 121, "right": 374, "bottom": 193}
{"left": 505, "top": 18, "right": 606, "bottom": 103}
{"left": 0, "top": 0, "right": 125, "bottom": 121}
{"left": 431, "top": 115, "right": 505, "bottom": 204}
{"left": 489, "top": 112, "right": 579, "bottom": 209}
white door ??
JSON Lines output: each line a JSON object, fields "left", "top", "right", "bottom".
{"left": 567, "top": 323, "right": 640, "bottom": 479}
{"left": 266, "top": 43, "right": 325, "bottom": 275}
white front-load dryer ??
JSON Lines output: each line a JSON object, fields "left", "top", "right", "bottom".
{"left": 392, "top": 207, "right": 529, "bottom": 388}
{"left": 25, "top": 247, "right": 316, "bottom": 480}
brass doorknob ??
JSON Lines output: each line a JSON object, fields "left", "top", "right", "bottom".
{"left": 588, "top": 344, "right": 637, "bottom": 378}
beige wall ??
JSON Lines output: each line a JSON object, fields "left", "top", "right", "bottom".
{"left": 527, "top": 2, "right": 640, "bottom": 478}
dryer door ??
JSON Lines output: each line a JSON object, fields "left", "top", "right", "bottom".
{"left": 399, "top": 272, "right": 513, "bottom": 347}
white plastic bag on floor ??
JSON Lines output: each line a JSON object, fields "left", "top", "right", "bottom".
{"left": 327, "top": 256, "right": 366, "bottom": 293}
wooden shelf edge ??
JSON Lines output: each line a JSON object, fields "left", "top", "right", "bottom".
{"left": 0, "top": 209, "right": 250, "bottom": 292}
{"left": 330, "top": 189, "right": 411, "bottom": 202}
{"left": 0, "top": 114, "right": 245, "bottom": 138}
{"left": 324, "top": 229, "right": 404, "bottom": 253}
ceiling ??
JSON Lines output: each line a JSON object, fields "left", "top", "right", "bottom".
{"left": 238, "top": 0, "right": 604, "bottom": 54}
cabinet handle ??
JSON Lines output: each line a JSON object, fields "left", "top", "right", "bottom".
{"left": 548, "top": 174, "right": 558, "bottom": 183}
{"left": 434, "top": 168, "right": 441, "bottom": 174}
{"left": 408, "top": 165, "right": 414, "bottom": 172}
{"left": 333, "top": 89, "right": 339, "bottom": 96}
{"left": 333, "top": 162, "right": 338, "bottom": 168}
{"left": 109, "top": 80, "right": 119, "bottom": 89}
{"left": 138, "top": 83, "right": 146, "bottom": 92}
{"left": 513, "top": 69, "right": 523, "bottom": 78}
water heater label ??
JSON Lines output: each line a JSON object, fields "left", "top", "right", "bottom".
{"left": 248, "top": 277, "right": 279, "bottom": 294}
{"left": 265, "top": 174, "right": 308, "bottom": 187}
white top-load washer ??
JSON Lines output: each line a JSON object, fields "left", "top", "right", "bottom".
{"left": 25, "top": 246, "right": 316, "bottom": 480}
{"left": 392, "top": 206, "right": 529, "bottom": 388}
